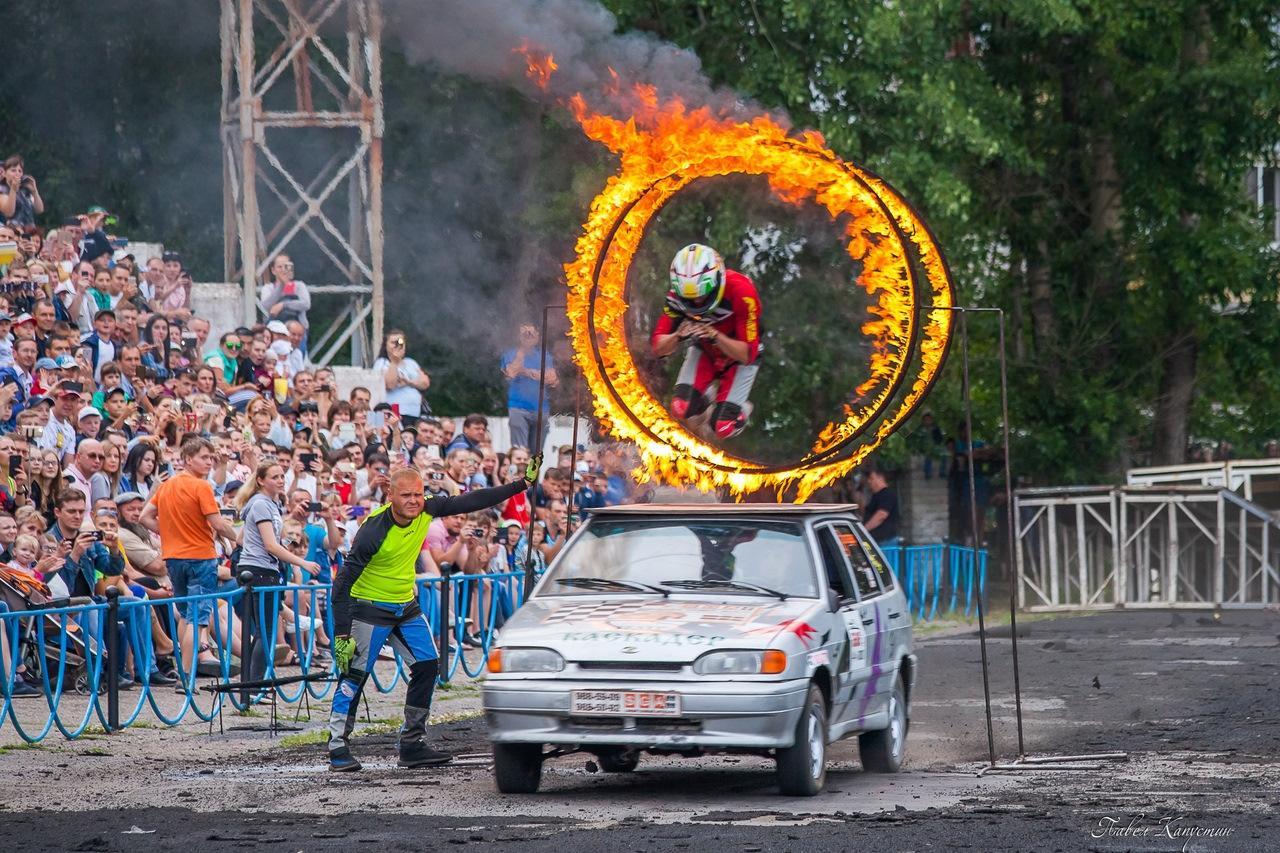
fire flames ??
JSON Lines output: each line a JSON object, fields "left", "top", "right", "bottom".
{"left": 546, "top": 68, "right": 954, "bottom": 500}
{"left": 515, "top": 42, "right": 557, "bottom": 91}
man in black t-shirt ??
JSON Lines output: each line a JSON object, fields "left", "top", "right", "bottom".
{"left": 862, "top": 469, "right": 900, "bottom": 548}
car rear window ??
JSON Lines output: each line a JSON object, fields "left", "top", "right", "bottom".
{"left": 542, "top": 518, "right": 818, "bottom": 599}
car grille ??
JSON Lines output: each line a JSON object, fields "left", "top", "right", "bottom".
{"left": 564, "top": 716, "right": 702, "bottom": 732}
{"left": 575, "top": 661, "right": 685, "bottom": 672}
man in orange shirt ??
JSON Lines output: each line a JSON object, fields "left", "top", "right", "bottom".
{"left": 140, "top": 436, "right": 239, "bottom": 676}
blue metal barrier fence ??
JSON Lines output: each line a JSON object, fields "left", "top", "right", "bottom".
{"left": 0, "top": 547, "right": 981, "bottom": 742}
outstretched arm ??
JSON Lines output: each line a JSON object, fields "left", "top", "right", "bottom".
{"left": 422, "top": 479, "right": 526, "bottom": 518}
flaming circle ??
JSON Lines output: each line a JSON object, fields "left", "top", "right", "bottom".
{"left": 564, "top": 94, "right": 954, "bottom": 500}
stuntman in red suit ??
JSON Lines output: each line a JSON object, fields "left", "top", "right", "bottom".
{"left": 651, "top": 243, "right": 762, "bottom": 439}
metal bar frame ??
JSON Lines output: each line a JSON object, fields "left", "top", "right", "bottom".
{"left": 220, "top": 0, "right": 384, "bottom": 367}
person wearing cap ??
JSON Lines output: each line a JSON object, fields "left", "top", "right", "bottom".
{"left": 81, "top": 309, "right": 117, "bottom": 382}
{"left": 98, "top": 387, "right": 134, "bottom": 440}
{"left": 422, "top": 457, "right": 451, "bottom": 498}
{"left": 572, "top": 460, "right": 605, "bottom": 518}
{"left": 11, "top": 312, "right": 36, "bottom": 344}
{"left": 75, "top": 208, "right": 113, "bottom": 266}
{"left": 31, "top": 356, "right": 59, "bottom": 397}
{"left": 114, "top": 491, "right": 170, "bottom": 595}
{"left": 76, "top": 405, "right": 103, "bottom": 444}
{"left": 37, "top": 384, "right": 81, "bottom": 461}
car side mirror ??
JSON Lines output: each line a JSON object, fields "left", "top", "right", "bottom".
{"left": 827, "top": 587, "right": 841, "bottom": 613}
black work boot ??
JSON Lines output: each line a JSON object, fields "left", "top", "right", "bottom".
{"left": 397, "top": 741, "right": 453, "bottom": 768}
{"left": 328, "top": 745, "right": 363, "bottom": 772}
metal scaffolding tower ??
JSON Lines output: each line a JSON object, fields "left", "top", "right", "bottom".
{"left": 220, "top": 0, "right": 384, "bottom": 366}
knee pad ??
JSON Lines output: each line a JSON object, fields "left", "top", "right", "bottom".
{"left": 671, "top": 384, "right": 707, "bottom": 420}
{"left": 713, "top": 402, "right": 746, "bottom": 438}
{"left": 406, "top": 659, "right": 439, "bottom": 708}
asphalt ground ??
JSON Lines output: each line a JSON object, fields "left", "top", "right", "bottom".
{"left": 2, "top": 608, "right": 1278, "bottom": 852}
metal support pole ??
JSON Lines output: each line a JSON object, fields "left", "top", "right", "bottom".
{"left": 523, "top": 304, "right": 566, "bottom": 603}
{"left": 568, "top": 364, "right": 583, "bottom": 515}
{"left": 959, "top": 310, "right": 997, "bottom": 767}
{"left": 105, "top": 587, "right": 120, "bottom": 732}
{"left": 239, "top": 570, "right": 255, "bottom": 708}
{"left": 438, "top": 562, "right": 453, "bottom": 679}
{"left": 995, "top": 311, "right": 1026, "bottom": 759}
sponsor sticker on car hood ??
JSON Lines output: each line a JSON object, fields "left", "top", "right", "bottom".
{"left": 498, "top": 597, "right": 825, "bottom": 662}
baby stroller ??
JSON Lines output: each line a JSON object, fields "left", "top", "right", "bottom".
{"left": 0, "top": 569, "right": 95, "bottom": 695}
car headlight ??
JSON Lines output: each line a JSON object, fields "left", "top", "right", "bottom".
{"left": 487, "top": 647, "right": 565, "bottom": 673}
{"left": 692, "top": 649, "right": 787, "bottom": 675}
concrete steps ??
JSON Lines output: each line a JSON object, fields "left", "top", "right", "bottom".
{"left": 900, "top": 458, "right": 949, "bottom": 544}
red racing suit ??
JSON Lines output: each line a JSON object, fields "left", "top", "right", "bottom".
{"left": 651, "top": 269, "right": 762, "bottom": 400}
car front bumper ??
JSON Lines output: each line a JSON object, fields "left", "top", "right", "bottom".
{"left": 483, "top": 677, "right": 811, "bottom": 750}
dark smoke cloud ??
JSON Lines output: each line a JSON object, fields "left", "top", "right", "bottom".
{"left": 385, "top": 0, "right": 776, "bottom": 124}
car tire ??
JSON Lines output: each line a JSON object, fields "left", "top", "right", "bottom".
{"left": 596, "top": 749, "right": 639, "bottom": 773}
{"left": 775, "top": 682, "right": 827, "bottom": 796}
{"left": 859, "top": 674, "right": 907, "bottom": 773}
{"left": 493, "top": 743, "right": 544, "bottom": 793}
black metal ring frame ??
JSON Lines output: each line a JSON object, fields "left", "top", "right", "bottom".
{"left": 583, "top": 138, "right": 955, "bottom": 477}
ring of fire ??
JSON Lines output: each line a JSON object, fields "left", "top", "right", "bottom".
{"left": 564, "top": 96, "right": 955, "bottom": 501}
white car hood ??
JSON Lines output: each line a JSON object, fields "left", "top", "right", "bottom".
{"left": 498, "top": 595, "right": 826, "bottom": 662}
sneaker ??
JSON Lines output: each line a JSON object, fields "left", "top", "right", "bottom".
{"left": 329, "top": 746, "right": 363, "bottom": 772}
{"left": 460, "top": 632, "right": 483, "bottom": 649}
{"left": 8, "top": 679, "right": 41, "bottom": 698}
{"left": 397, "top": 742, "right": 453, "bottom": 768}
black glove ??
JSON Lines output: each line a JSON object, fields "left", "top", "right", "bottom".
{"left": 524, "top": 454, "right": 542, "bottom": 485}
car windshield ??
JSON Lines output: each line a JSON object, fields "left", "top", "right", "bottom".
{"left": 541, "top": 518, "right": 818, "bottom": 599}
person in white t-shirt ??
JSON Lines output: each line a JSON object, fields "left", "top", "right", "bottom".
{"left": 371, "top": 328, "right": 429, "bottom": 425}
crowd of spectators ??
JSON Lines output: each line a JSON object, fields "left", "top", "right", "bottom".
{"left": 0, "top": 153, "right": 644, "bottom": 699}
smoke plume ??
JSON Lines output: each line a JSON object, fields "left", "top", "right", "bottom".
{"left": 386, "top": 0, "right": 772, "bottom": 123}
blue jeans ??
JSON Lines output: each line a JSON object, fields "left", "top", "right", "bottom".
{"left": 167, "top": 558, "right": 220, "bottom": 627}
{"left": 507, "top": 407, "right": 548, "bottom": 454}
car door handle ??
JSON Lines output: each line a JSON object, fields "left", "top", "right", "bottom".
{"left": 888, "top": 611, "right": 901, "bottom": 619}
{"left": 861, "top": 618, "right": 874, "bottom": 626}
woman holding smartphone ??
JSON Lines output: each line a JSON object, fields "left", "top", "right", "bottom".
{"left": 234, "top": 461, "right": 321, "bottom": 681}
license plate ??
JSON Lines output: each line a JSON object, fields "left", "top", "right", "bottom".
{"left": 570, "top": 690, "right": 681, "bottom": 717}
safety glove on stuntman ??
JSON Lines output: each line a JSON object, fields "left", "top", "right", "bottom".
{"left": 333, "top": 635, "right": 357, "bottom": 674}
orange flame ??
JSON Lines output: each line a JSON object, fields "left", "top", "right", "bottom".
{"left": 560, "top": 85, "right": 953, "bottom": 501}
{"left": 514, "top": 41, "right": 557, "bottom": 90}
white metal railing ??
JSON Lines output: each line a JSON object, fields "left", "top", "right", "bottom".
{"left": 1126, "top": 459, "right": 1280, "bottom": 504}
{"left": 1015, "top": 485, "right": 1280, "bottom": 611}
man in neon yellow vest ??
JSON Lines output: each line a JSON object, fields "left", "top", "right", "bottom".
{"left": 328, "top": 461, "right": 537, "bottom": 771}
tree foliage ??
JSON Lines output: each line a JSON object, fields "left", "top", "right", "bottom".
{"left": 606, "top": 0, "right": 1280, "bottom": 482}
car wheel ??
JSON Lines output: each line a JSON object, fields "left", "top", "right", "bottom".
{"left": 596, "top": 748, "right": 639, "bottom": 773}
{"left": 775, "top": 682, "right": 827, "bottom": 796}
{"left": 493, "top": 743, "right": 544, "bottom": 793}
{"left": 859, "top": 674, "right": 907, "bottom": 773}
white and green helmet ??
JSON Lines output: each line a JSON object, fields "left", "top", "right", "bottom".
{"left": 669, "top": 243, "right": 726, "bottom": 316}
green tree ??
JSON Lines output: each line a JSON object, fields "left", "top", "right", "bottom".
{"left": 606, "top": 0, "right": 1280, "bottom": 481}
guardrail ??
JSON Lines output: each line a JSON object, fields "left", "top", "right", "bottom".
{"left": 882, "top": 543, "right": 988, "bottom": 621}
{"left": 0, "top": 547, "right": 973, "bottom": 743}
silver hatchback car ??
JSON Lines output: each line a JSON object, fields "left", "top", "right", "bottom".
{"left": 482, "top": 504, "right": 917, "bottom": 796}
